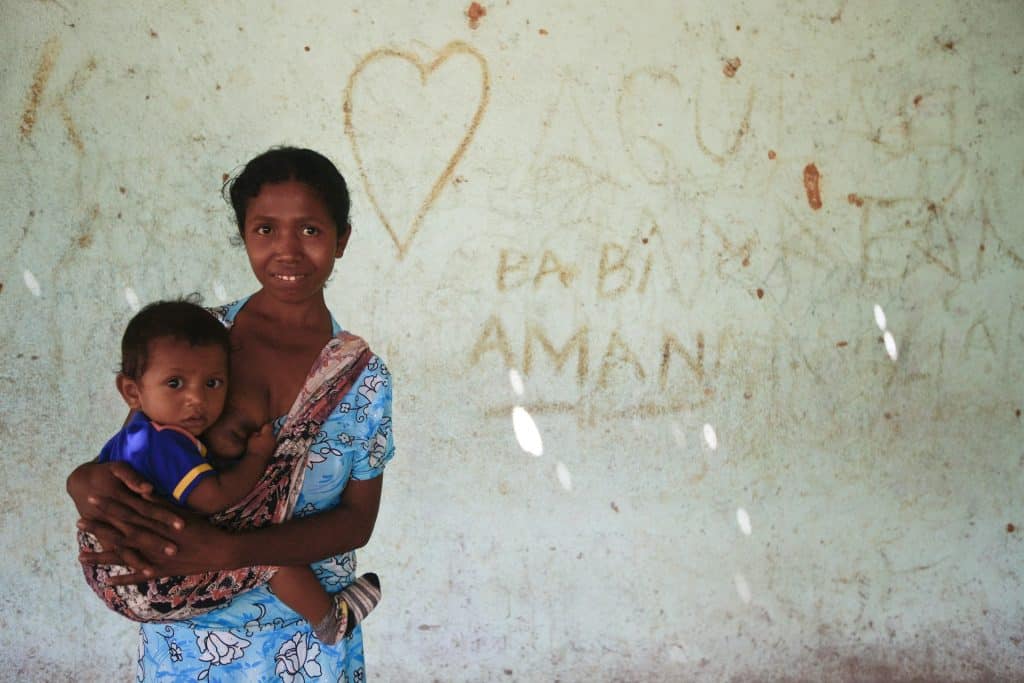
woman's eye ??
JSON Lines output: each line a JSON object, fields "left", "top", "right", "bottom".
{"left": 207, "top": 378, "right": 224, "bottom": 389}
{"left": 166, "top": 378, "right": 182, "bottom": 389}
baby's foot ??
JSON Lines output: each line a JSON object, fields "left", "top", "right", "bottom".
{"left": 312, "top": 573, "right": 381, "bottom": 645}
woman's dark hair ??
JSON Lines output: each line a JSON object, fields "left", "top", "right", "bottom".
{"left": 121, "top": 298, "right": 231, "bottom": 379}
{"left": 225, "top": 146, "right": 351, "bottom": 242}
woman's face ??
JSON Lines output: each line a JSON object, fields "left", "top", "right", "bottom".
{"left": 242, "top": 180, "right": 347, "bottom": 304}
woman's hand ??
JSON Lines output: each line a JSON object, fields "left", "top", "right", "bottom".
{"left": 101, "top": 512, "right": 244, "bottom": 584}
{"left": 69, "top": 461, "right": 184, "bottom": 575}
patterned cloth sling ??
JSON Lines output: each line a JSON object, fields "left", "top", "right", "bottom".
{"left": 78, "top": 331, "right": 373, "bottom": 622}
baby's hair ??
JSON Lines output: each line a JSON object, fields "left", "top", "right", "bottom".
{"left": 120, "top": 296, "right": 231, "bottom": 379}
{"left": 223, "top": 146, "right": 351, "bottom": 243}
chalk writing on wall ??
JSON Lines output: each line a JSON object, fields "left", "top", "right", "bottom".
{"left": 20, "top": 35, "right": 96, "bottom": 153}
{"left": 344, "top": 41, "right": 490, "bottom": 259}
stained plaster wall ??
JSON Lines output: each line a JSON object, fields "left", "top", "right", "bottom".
{"left": 1, "top": 1, "right": 1023, "bottom": 681}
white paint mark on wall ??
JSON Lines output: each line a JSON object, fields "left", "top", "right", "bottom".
{"left": 884, "top": 331, "right": 898, "bottom": 361}
{"left": 512, "top": 406, "right": 543, "bottom": 456}
{"left": 125, "top": 287, "right": 141, "bottom": 311}
{"left": 736, "top": 507, "right": 752, "bottom": 536}
{"left": 671, "top": 423, "right": 687, "bottom": 448}
{"left": 23, "top": 270, "right": 41, "bottom": 297}
{"left": 508, "top": 368, "right": 525, "bottom": 396}
{"left": 556, "top": 461, "right": 572, "bottom": 491}
{"left": 213, "top": 280, "right": 228, "bottom": 303}
{"left": 667, "top": 643, "right": 688, "bottom": 663}
{"left": 734, "top": 572, "right": 752, "bottom": 604}
{"left": 874, "top": 303, "right": 887, "bottom": 331}
{"left": 703, "top": 423, "right": 718, "bottom": 450}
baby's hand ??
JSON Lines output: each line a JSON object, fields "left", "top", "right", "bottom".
{"left": 247, "top": 423, "right": 277, "bottom": 461}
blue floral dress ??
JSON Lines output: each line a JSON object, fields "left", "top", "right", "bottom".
{"left": 137, "top": 297, "right": 394, "bottom": 682}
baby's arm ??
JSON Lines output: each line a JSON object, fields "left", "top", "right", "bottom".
{"left": 185, "top": 424, "right": 276, "bottom": 515}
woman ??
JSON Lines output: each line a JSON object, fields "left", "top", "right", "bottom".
{"left": 67, "top": 147, "right": 394, "bottom": 681}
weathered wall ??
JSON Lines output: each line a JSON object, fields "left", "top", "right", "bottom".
{"left": 1, "top": 1, "right": 1022, "bottom": 680}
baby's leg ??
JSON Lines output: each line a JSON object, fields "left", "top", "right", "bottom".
{"left": 269, "top": 568, "right": 382, "bottom": 645}
{"left": 270, "top": 567, "right": 333, "bottom": 627}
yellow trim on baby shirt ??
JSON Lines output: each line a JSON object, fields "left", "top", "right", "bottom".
{"left": 172, "top": 463, "right": 214, "bottom": 501}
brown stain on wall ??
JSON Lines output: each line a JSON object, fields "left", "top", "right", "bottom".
{"left": 847, "top": 193, "right": 864, "bottom": 207}
{"left": 20, "top": 36, "right": 61, "bottom": 139}
{"left": 466, "top": 2, "right": 486, "bottom": 29}
{"left": 723, "top": 57, "right": 742, "bottom": 78}
{"left": 829, "top": 0, "right": 848, "bottom": 23}
{"left": 804, "top": 163, "right": 823, "bottom": 210}
{"left": 343, "top": 41, "right": 490, "bottom": 259}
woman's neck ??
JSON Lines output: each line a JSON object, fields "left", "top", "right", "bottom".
{"left": 246, "top": 289, "right": 333, "bottom": 334}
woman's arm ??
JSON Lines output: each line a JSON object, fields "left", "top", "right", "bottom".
{"left": 238, "top": 475, "right": 383, "bottom": 566}
{"left": 92, "top": 474, "right": 383, "bottom": 583}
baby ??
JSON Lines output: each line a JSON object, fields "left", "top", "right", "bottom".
{"left": 96, "top": 299, "right": 379, "bottom": 643}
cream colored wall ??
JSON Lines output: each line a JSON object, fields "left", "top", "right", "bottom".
{"left": 1, "top": 1, "right": 1022, "bottom": 680}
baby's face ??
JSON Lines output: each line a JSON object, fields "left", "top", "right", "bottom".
{"left": 128, "top": 338, "right": 228, "bottom": 436}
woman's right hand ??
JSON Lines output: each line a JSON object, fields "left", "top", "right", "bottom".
{"left": 68, "top": 461, "right": 185, "bottom": 576}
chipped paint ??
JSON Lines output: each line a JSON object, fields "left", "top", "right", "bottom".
{"left": 466, "top": 2, "right": 486, "bottom": 30}
{"left": 803, "top": 162, "right": 823, "bottom": 209}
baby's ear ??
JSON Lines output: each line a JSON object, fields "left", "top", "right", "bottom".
{"left": 116, "top": 374, "right": 143, "bottom": 410}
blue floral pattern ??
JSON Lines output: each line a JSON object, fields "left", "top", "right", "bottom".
{"left": 137, "top": 297, "right": 394, "bottom": 682}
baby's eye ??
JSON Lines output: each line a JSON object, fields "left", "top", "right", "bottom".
{"left": 301, "top": 225, "right": 320, "bottom": 236}
{"left": 254, "top": 224, "right": 272, "bottom": 235}
{"left": 166, "top": 378, "right": 183, "bottom": 389}
{"left": 207, "top": 378, "right": 224, "bottom": 389}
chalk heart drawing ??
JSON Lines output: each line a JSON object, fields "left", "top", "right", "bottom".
{"left": 344, "top": 41, "right": 490, "bottom": 259}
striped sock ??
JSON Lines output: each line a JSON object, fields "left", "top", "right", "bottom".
{"left": 340, "top": 573, "right": 382, "bottom": 636}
